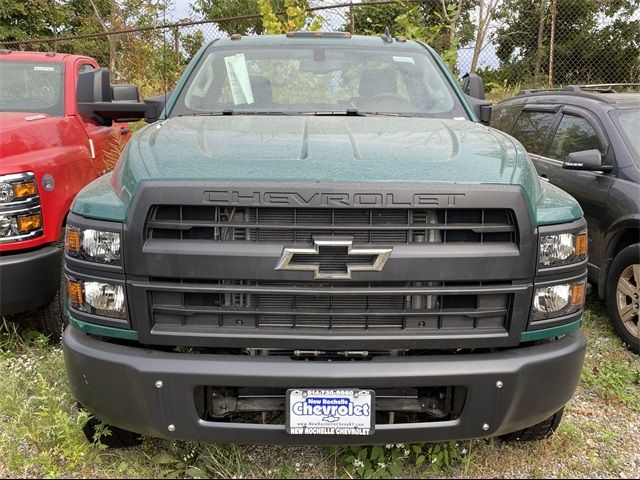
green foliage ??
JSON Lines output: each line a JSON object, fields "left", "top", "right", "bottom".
{"left": 192, "top": 0, "right": 285, "bottom": 35}
{"left": 258, "top": 0, "right": 322, "bottom": 34}
{"left": 494, "top": 0, "right": 640, "bottom": 85}
{"left": 156, "top": 443, "right": 247, "bottom": 479}
{"left": 582, "top": 360, "right": 640, "bottom": 412}
{"left": 353, "top": 2, "right": 460, "bottom": 72}
{"left": 394, "top": 4, "right": 459, "bottom": 72}
{"left": 337, "top": 441, "right": 464, "bottom": 478}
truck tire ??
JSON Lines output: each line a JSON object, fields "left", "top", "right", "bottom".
{"left": 606, "top": 243, "right": 640, "bottom": 354}
{"left": 499, "top": 407, "right": 564, "bottom": 442}
{"left": 35, "top": 231, "right": 68, "bottom": 341}
{"left": 82, "top": 416, "right": 142, "bottom": 448}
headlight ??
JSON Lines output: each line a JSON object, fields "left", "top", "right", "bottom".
{"left": 539, "top": 231, "right": 587, "bottom": 268}
{"left": 65, "top": 226, "right": 121, "bottom": 265}
{"left": 0, "top": 172, "right": 42, "bottom": 243}
{"left": 67, "top": 279, "right": 126, "bottom": 318}
{"left": 532, "top": 280, "right": 586, "bottom": 320}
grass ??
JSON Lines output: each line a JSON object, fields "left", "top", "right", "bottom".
{"left": 1, "top": 297, "right": 638, "bottom": 478}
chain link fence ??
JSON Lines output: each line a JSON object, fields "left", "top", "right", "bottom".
{"left": 1, "top": 0, "right": 638, "bottom": 94}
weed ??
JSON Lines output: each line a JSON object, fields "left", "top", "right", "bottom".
{"left": 157, "top": 443, "right": 248, "bottom": 479}
{"left": 337, "top": 441, "right": 464, "bottom": 478}
{"left": 581, "top": 360, "right": 640, "bottom": 411}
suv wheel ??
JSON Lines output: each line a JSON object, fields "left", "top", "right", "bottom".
{"left": 82, "top": 416, "right": 142, "bottom": 448}
{"left": 499, "top": 407, "right": 564, "bottom": 442}
{"left": 607, "top": 244, "right": 640, "bottom": 354}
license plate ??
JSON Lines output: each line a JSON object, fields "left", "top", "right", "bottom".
{"left": 286, "top": 389, "right": 375, "bottom": 435}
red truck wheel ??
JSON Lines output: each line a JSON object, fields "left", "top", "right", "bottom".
{"left": 35, "top": 230, "right": 68, "bottom": 341}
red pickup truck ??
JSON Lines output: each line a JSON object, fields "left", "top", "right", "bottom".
{"left": 0, "top": 50, "right": 145, "bottom": 337}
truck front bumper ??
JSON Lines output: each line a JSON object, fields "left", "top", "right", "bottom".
{"left": 63, "top": 327, "right": 585, "bottom": 445}
{"left": 0, "top": 246, "right": 60, "bottom": 316}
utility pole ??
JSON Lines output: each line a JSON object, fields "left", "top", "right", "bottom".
{"left": 548, "top": 0, "right": 557, "bottom": 88}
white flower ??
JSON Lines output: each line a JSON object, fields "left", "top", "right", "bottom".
{"left": 404, "top": 449, "right": 410, "bottom": 457}
{"left": 377, "top": 462, "right": 386, "bottom": 469}
{"left": 385, "top": 444, "right": 393, "bottom": 449}
{"left": 353, "top": 459, "right": 365, "bottom": 468}
{"left": 461, "top": 448, "right": 467, "bottom": 455}
{"left": 432, "top": 457, "right": 438, "bottom": 464}
{"left": 395, "top": 443, "right": 404, "bottom": 448}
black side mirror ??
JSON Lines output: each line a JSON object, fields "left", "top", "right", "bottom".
{"left": 562, "top": 149, "right": 613, "bottom": 172}
{"left": 143, "top": 92, "right": 171, "bottom": 123}
{"left": 77, "top": 68, "right": 147, "bottom": 126}
{"left": 462, "top": 72, "right": 485, "bottom": 100}
{"left": 464, "top": 94, "right": 492, "bottom": 126}
{"left": 111, "top": 84, "right": 140, "bottom": 102}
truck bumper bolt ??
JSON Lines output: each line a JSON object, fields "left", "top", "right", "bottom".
{"left": 496, "top": 380, "right": 503, "bottom": 389}
{"left": 167, "top": 424, "right": 175, "bottom": 432}
{"left": 482, "top": 423, "right": 490, "bottom": 431}
{"left": 155, "top": 380, "right": 163, "bottom": 389}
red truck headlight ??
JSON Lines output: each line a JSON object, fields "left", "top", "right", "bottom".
{"left": 0, "top": 172, "right": 42, "bottom": 243}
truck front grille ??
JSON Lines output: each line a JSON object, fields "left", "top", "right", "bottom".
{"left": 146, "top": 206, "right": 517, "bottom": 245}
{"left": 150, "top": 279, "right": 513, "bottom": 333}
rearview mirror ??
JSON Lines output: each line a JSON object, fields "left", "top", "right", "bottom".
{"left": 77, "top": 68, "right": 147, "bottom": 126}
{"left": 562, "top": 149, "right": 613, "bottom": 172}
{"left": 462, "top": 72, "right": 485, "bottom": 100}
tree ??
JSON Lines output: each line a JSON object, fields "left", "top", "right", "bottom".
{"left": 469, "top": 0, "right": 502, "bottom": 73}
{"left": 258, "top": 0, "right": 322, "bottom": 34}
{"left": 494, "top": 0, "right": 640, "bottom": 85}
{"left": 191, "top": 0, "right": 287, "bottom": 35}
{"left": 0, "top": 0, "right": 67, "bottom": 50}
{"left": 350, "top": 0, "right": 474, "bottom": 71}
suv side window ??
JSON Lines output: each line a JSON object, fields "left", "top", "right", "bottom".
{"left": 548, "top": 114, "right": 602, "bottom": 161}
{"left": 510, "top": 110, "right": 557, "bottom": 155}
{"left": 491, "top": 105, "right": 519, "bottom": 132}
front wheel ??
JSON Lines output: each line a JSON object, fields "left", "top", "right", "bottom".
{"left": 606, "top": 244, "right": 640, "bottom": 354}
{"left": 34, "top": 229, "right": 68, "bottom": 341}
{"left": 499, "top": 408, "right": 564, "bottom": 442}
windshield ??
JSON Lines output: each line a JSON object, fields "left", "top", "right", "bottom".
{"left": 612, "top": 108, "right": 640, "bottom": 165}
{"left": 0, "top": 61, "right": 64, "bottom": 116}
{"left": 171, "top": 44, "right": 468, "bottom": 118}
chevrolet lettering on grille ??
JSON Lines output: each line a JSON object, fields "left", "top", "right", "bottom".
{"left": 275, "top": 236, "right": 392, "bottom": 280}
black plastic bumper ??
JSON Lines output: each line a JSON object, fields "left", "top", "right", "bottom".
{"left": 63, "top": 327, "right": 586, "bottom": 445}
{"left": 0, "top": 246, "right": 60, "bottom": 316}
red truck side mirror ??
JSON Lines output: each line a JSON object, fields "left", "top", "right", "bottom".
{"left": 77, "top": 68, "right": 147, "bottom": 126}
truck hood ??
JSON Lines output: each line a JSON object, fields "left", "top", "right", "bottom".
{"left": 76, "top": 115, "right": 583, "bottom": 226}
{"left": 0, "top": 112, "right": 67, "bottom": 172}
{"left": 131, "top": 115, "right": 534, "bottom": 186}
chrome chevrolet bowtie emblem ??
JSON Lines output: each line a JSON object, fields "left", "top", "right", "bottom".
{"left": 275, "top": 236, "right": 392, "bottom": 280}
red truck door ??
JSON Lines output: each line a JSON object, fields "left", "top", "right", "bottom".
{"left": 74, "top": 60, "right": 130, "bottom": 178}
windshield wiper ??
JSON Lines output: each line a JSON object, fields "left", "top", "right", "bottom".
{"left": 183, "top": 110, "right": 294, "bottom": 117}
{"left": 308, "top": 109, "right": 368, "bottom": 116}
{"left": 307, "top": 110, "right": 417, "bottom": 117}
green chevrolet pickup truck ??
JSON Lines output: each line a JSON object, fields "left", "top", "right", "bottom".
{"left": 62, "top": 33, "right": 588, "bottom": 447}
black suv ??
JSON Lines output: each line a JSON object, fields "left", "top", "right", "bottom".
{"left": 492, "top": 85, "right": 639, "bottom": 353}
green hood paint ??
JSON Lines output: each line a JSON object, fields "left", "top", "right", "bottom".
{"left": 72, "top": 115, "right": 582, "bottom": 225}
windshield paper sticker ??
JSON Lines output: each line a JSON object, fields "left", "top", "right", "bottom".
{"left": 393, "top": 56, "right": 415, "bottom": 65}
{"left": 224, "top": 54, "right": 254, "bottom": 105}
{"left": 34, "top": 66, "right": 56, "bottom": 72}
